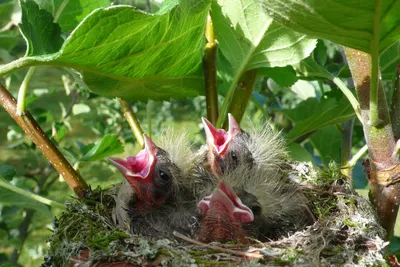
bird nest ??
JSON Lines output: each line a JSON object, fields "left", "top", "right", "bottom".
{"left": 43, "top": 162, "right": 388, "bottom": 266}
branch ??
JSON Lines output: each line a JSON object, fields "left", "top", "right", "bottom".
{"left": 0, "top": 84, "right": 90, "bottom": 198}
{"left": 204, "top": 13, "right": 219, "bottom": 125}
{"left": 345, "top": 47, "right": 399, "bottom": 239}
{"left": 223, "top": 69, "right": 258, "bottom": 128}
{"left": 118, "top": 98, "right": 144, "bottom": 148}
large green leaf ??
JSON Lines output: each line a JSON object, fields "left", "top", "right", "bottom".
{"left": 33, "top": 0, "right": 111, "bottom": 31}
{"left": 19, "top": 1, "right": 64, "bottom": 56}
{"left": 80, "top": 134, "right": 124, "bottom": 161}
{"left": 211, "top": 0, "right": 316, "bottom": 74}
{"left": 261, "top": 0, "right": 400, "bottom": 54}
{"left": 282, "top": 97, "right": 355, "bottom": 142}
{"left": 17, "top": 2, "right": 210, "bottom": 100}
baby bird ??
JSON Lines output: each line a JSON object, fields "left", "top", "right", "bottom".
{"left": 196, "top": 165, "right": 313, "bottom": 242}
{"left": 202, "top": 114, "right": 287, "bottom": 176}
{"left": 109, "top": 133, "right": 202, "bottom": 238}
{"left": 196, "top": 181, "right": 254, "bottom": 243}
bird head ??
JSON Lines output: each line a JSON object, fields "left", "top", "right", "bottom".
{"left": 108, "top": 135, "right": 178, "bottom": 208}
{"left": 202, "top": 114, "right": 253, "bottom": 176}
{"left": 196, "top": 181, "right": 254, "bottom": 243}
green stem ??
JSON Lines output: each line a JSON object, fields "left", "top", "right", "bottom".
{"left": 0, "top": 57, "right": 36, "bottom": 78}
{"left": 204, "top": 13, "right": 219, "bottom": 125}
{"left": 332, "top": 77, "right": 362, "bottom": 122}
{"left": 224, "top": 69, "right": 258, "bottom": 128}
{"left": 17, "top": 67, "right": 36, "bottom": 115}
{"left": 347, "top": 144, "right": 368, "bottom": 168}
{"left": 341, "top": 119, "right": 354, "bottom": 179}
{"left": 118, "top": 99, "right": 144, "bottom": 148}
{"left": 369, "top": 0, "right": 382, "bottom": 127}
{"left": 0, "top": 179, "right": 64, "bottom": 209}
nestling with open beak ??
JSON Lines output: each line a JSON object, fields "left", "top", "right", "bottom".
{"left": 196, "top": 165, "right": 314, "bottom": 243}
{"left": 108, "top": 133, "right": 202, "bottom": 238}
{"left": 196, "top": 181, "right": 254, "bottom": 243}
{"left": 202, "top": 114, "right": 287, "bottom": 176}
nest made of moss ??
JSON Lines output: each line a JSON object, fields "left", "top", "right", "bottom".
{"left": 43, "top": 162, "right": 388, "bottom": 267}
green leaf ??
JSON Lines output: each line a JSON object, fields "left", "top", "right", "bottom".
{"left": 19, "top": 0, "right": 64, "bottom": 56}
{"left": 211, "top": 0, "right": 316, "bottom": 73}
{"left": 380, "top": 40, "right": 400, "bottom": 80}
{"left": 283, "top": 97, "right": 355, "bottom": 142}
{"left": 293, "top": 56, "right": 332, "bottom": 80}
{"left": 310, "top": 126, "right": 341, "bottom": 165}
{"left": 261, "top": 0, "right": 400, "bottom": 54}
{"left": 287, "top": 142, "right": 313, "bottom": 163}
{"left": 0, "top": 0, "right": 14, "bottom": 29}
{"left": 80, "top": 134, "right": 124, "bottom": 161}
{"left": 33, "top": 0, "right": 111, "bottom": 32}
{"left": 0, "top": 165, "right": 16, "bottom": 181}
{"left": 19, "top": 2, "right": 210, "bottom": 101}
{"left": 281, "top": 98, "right": 319, "bottom": 122}
{"left": 258, "top": 66, "right": 298, "bottom": 87}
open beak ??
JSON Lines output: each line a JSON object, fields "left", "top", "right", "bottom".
{"left": 198, "top": 181, "right": 254, "bottom": 223}
{"left": 202, "top": 113, "right": 241, "bottom": 157}
{"left": 108, "top": 134, "right": 158, "bottom": 196}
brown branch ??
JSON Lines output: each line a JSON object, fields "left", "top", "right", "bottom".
{"left": 0, "top": 83, "right": 90, "bottom": 198}
{"left": 204, "top": 13, "right": 219, "bottom": 125}
{"left": 345, "top": 47, "right": 400, "bottom": 239}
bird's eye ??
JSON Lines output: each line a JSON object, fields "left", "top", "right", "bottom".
{"left": 159, "top": 170, "right": 170, "bottom": 181}
{"left": 251, "top": 205, "right": 262, "bottom": 216}
{"left": 231, "top": 152, "right": 237, "bottom": 162}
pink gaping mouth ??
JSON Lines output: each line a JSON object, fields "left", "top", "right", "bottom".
{"left": 202, "top": 114, "right": 241, "bottom": 156}
{"left": 198, "top": 181, "right": 254, "bottom": 223}
{"left": 108, "top": 135, "right": 157, "bottom": 183}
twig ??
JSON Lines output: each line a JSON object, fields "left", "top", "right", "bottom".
{"left": 204, "top": 13, "right": 219, "bottom": 125}
{"left": 173, "top": 231, "right": 263, "bottom": 259}
{"left": 0, "top": 83, "right": 90, "bottom": 198}
{"left": 118, "top": 98, "right": 144, "bottom": 148}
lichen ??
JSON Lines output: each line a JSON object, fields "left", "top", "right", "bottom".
{"left": 43, "top": 163, "right": 389, "bottom": 266}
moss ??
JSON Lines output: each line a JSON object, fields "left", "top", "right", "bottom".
{"left": 44, "top": 164, "right": 387, "bottom": 266}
